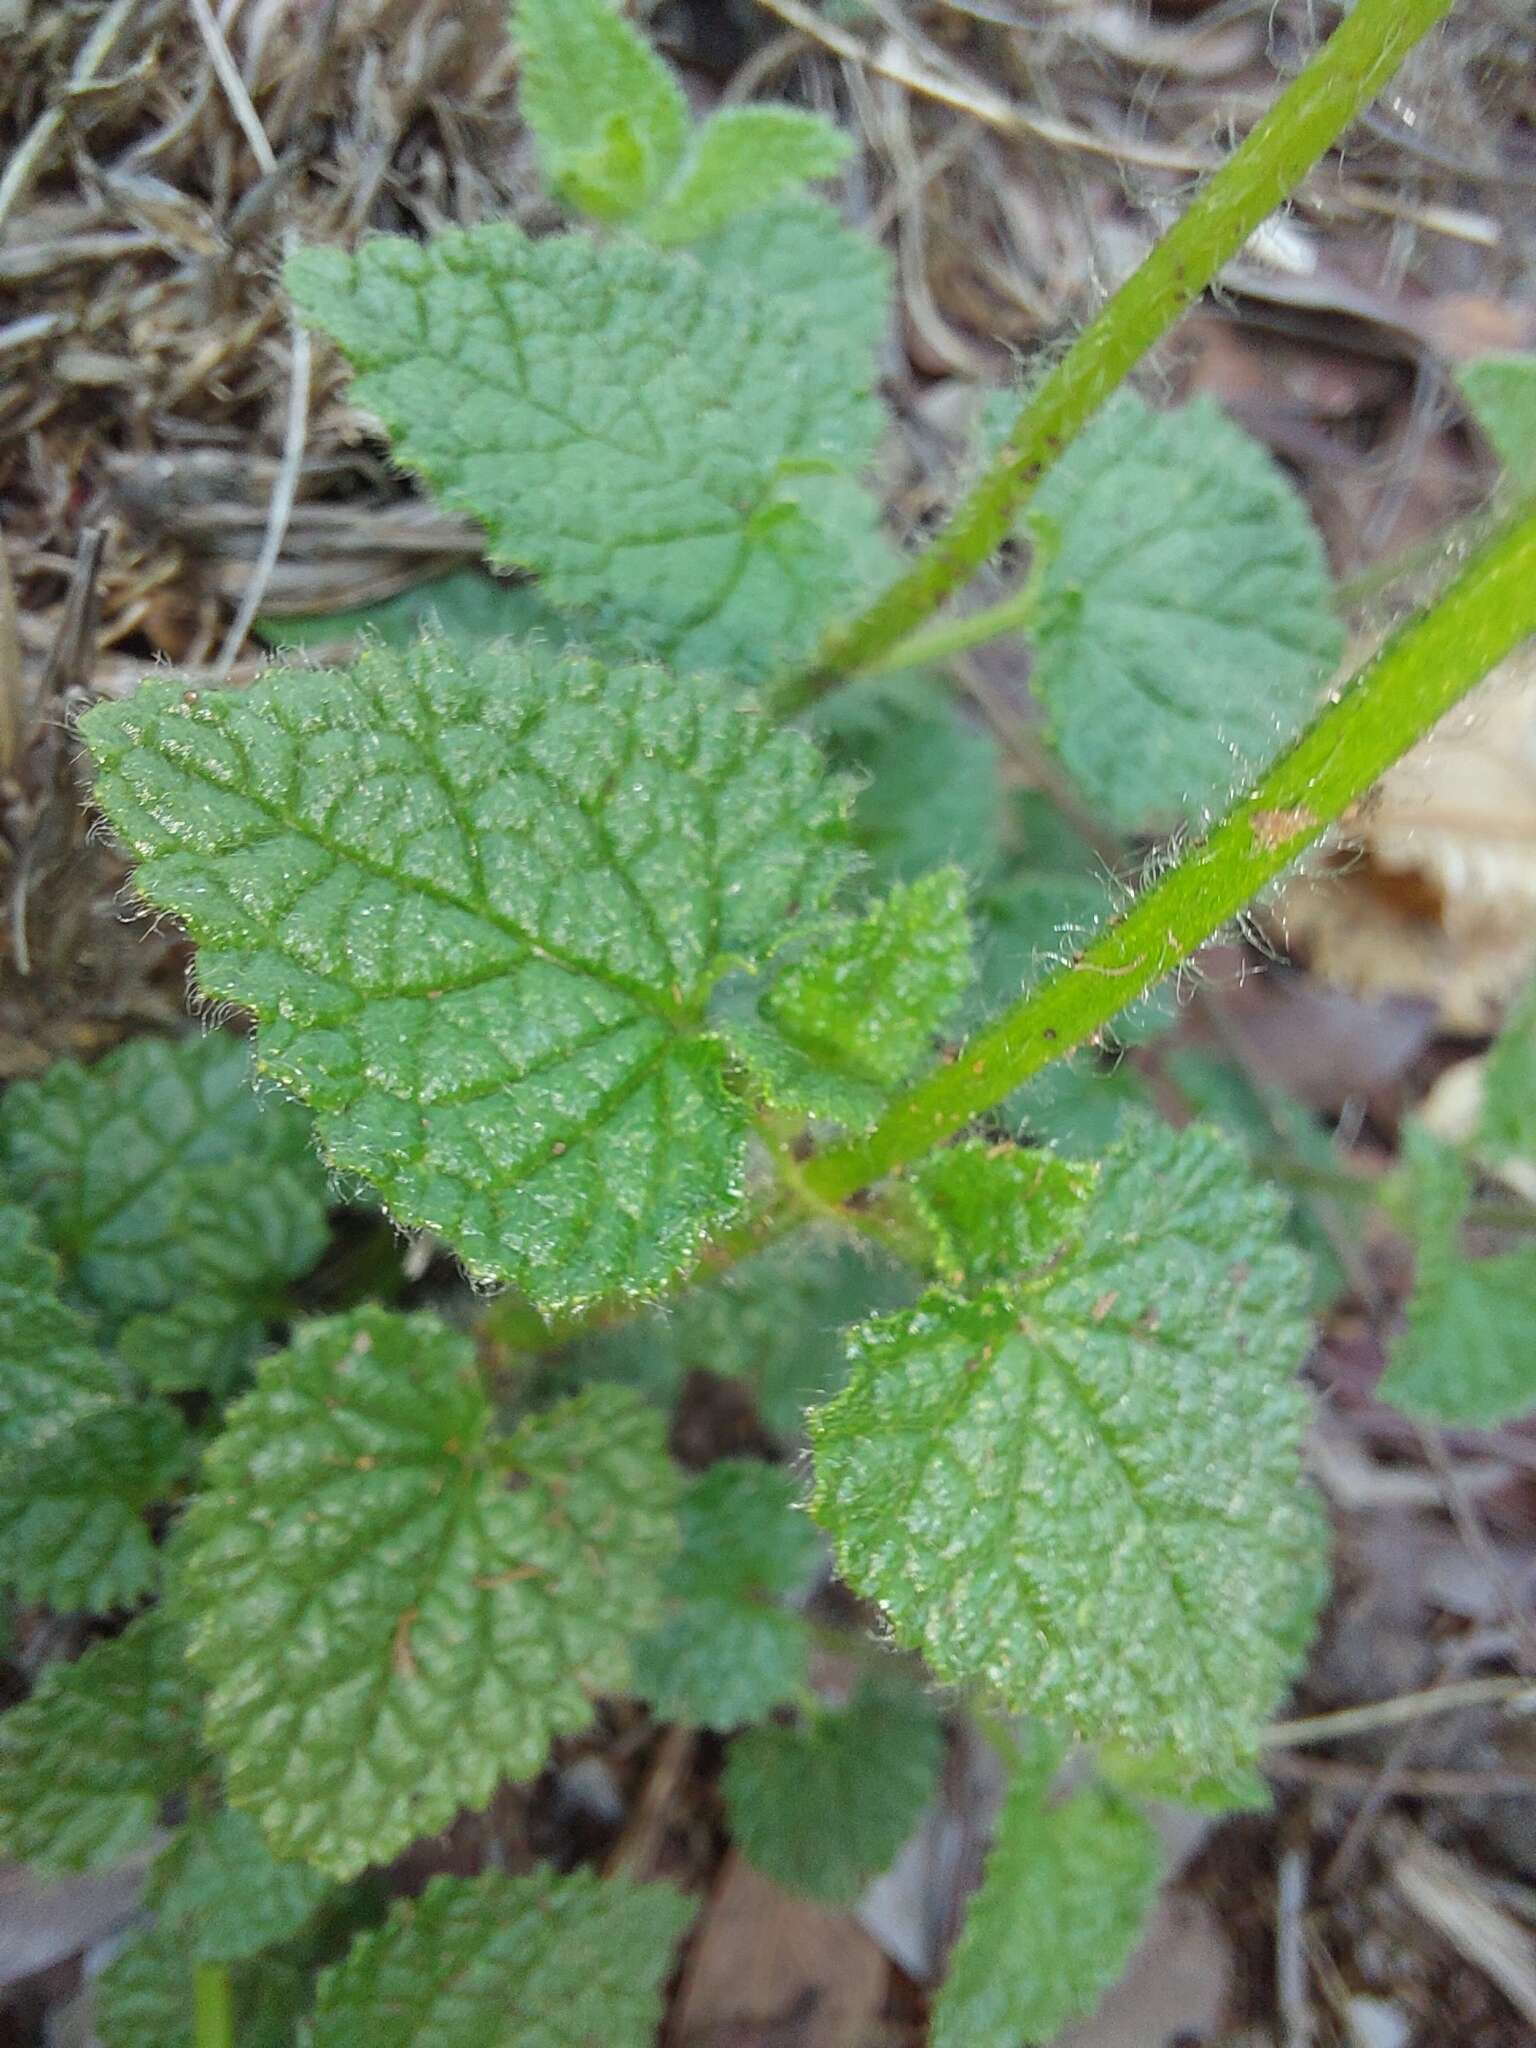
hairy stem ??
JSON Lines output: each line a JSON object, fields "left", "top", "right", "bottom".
{"left": 802, "top": 497, "right": 1536, "bottom": 1206}
{"left": 193, "top": 1963, "right": 234, "bottom": 2048}
{"left": 768, "top": 0, "right": 1455, "bottom": 712}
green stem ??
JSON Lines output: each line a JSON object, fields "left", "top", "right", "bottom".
{"left": 876, "top": 530, "right": 1053, "bottom": 674}
{"left": 801, "top": 498, "right": 1536, "bottom": 1207}
{"left": 193, "top": 1962, "right": 234, "bottom": 2048}
{"left": 768, "top": 0, "right": 1455, "bottom": 713}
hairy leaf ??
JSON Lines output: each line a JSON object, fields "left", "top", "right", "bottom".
{"left": 95, "top": 1921, "right": 310, "bottom": 2048}
{"left": 814, "top": 671, "right": 1001, "bottom": 888}
{"left": 309, "top": 1869, "right": 694, "bottom": 2048}
{"left": 82, "top": 642, "right": 849, "bottom": 1307}
{"left": 285, "top": 231, "right": 882, "bottom": 676}
{"left": 561, "top": 1229, "right": 915, "bottom": 1435}
{"left": 723, "top": 1680, "right": 944, "bottom": 1904}
{"left": 177, "top": 1307, "right": 679, "bottom": 1877}
{"left": 634, "top": 1460, "right": 819, "bottom": 1729}
{"left": 1457, "top": 352, "right": 1536, "bottom": 495}
{"left": 1165, "top": 1049, "right": 1348, "bottom": 1308}
{"left": 722, "top": 869, "right": 971, "bottom": 1131}
{"left": 0, "top": 1611, "right": 202, "bottom": 1872}
{"left": 811, "top": 1121, "right": 1325, "bottom": 1772}
{"left": 972, "top": 794, "right": 1110, "bottom": 1014}
{"left": 690, "top": 197, "right": 890, "bottom": 375}
{"left": 1026, "top": 392, "right": 1341, "bottom": 830}
{"left": 514, "top": 0, "right": 687, "bottom": 223}
{"left": 931, "top": 1729, "right": 1161, "bottom": 2048}
{"left": 1380, "top": 1127, "right": 1536, "bottom": 1425}
{"left": 908, "top": 1141, "right": 1092, "bottom": 1290}
{"left": 0, "top": 1034, "right": 328, "bottom": 1386}
{"left": 0, "top": 1203, "right": 122, "bottom": 1455}
{"left": 0, "top": 1401, "right": 190, "bottom": 1611}
{"left": 762, "top": 869, "right": 972, "bottom": 1090}
{"left": 148, "top": 1808, "right": 335, "bottom": 1962}
{"left": 257, "top": 568, "right": 574, "bottom": 659}
{"left": 644, "top": 106, "right": 850, "bottom": 245}
{"left": 1010, "top": 1054, "right": 1152, "bottom": 1154}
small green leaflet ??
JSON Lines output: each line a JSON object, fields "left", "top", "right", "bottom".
{"left": 908, "top": 1140, "right": 1092, "bottom": 1290}
{"left": 0, "top": 1610, "right": 203, "bottom": 1873}
{"left": 811, "top": 1121, "right": 1326, "bottom": 1774}
{"left": 0, "top": 1402, "right": 190, "bottom": 1612}
{"left": 643, "top": 107, "right": 851, "bottom": 246}
{"left": 176, "top": 1308, "right": 679, "bottom": 1878}
{"left": 723, "top": 1679, "right": 944, "bottom": 1904}
{"left": 285, "top": 230, "right": 883, "bottom": 677}
{"left": 726, "top": 869, "right": 972, "bottom": 1130}
{"left": 0, "top": 1202, "right": 122, "bottom": 1454}
{"left": 1380, "top": 1125, "right": 1536, "bottom": 1426}
{"left": 95, "top": 1920, "right": 310, "bottom": 2048}
{"left": 1025, "top": 391, "right": 1342, "bottom": 830}
{"left": 82, "top": 642, "right": 850, "bottom": 1307}
{"left": 634, "top": 1460, "right": 820, "bottom": 1730}
{"left": 515, "top": 0, "right": 851, "bottom": 247}
{"left": 0, "top": 1033, "right": 328, "bottom": 1390}
{"left": 764, "top": 869, "right": 972, "bottom": 1089}
{"left": 148, "top": 1807, "right": 334, "bottom": 1962}
{"left": 931, "top": 1728, "right": 1161, "bottom": 2048}
{"left": 513, "top": 0, "right": 688, "bottom": 224}
{"left": 560, "top": 1228, "right": 916, "bottom": 1436}
{"left": 309, "top": 1869, "right": 694, "bottom": 2048}
{"left": 1456, "top": 352, "right": 1536, "bottom": 496}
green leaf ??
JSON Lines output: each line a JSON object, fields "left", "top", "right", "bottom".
{"left": 723, "top": 1679, "right": 944, "bottom": 1904}
{"left": 148, "top": 1808, "right": 335, "bottom": 1962}
{"left": 1010, "top": 1054, "right": 1152, "bottom": 1154}
{"left": 513, "top": 0, "right": 688, "bottom": 224}
{"left": 256, "top": 569, "right": 574, "bottom": 657}
{"left": 931, "top": 1728, "right": 1161, "bottom": 2048}
{"left": 0, "top": 1202, "right": 122, "bottom": 1455}
{"left": 309, "top": 1868, "right": 694, "bottom": 2048}
{"left": 285, "top": 230, "right": 883, "bottom": 678}
{"left": 0, "top": 1401, "right": 190, "bottom": 1611}
{"left": 562, "top": 1229, "right": 915, "bottom": 1436}
{"left": 634, "top": 1460, "right": 819, "bottom": 1730}
{"left": 810, "top": 1121, "right": 1326, "bottom": 1773}
{"left": 763, "top": 869, "right": 972, "bottom": 1089}
{"left": 723, "top": 869, "right": 971, "bottom": 1131}
{"left": 1380, "top": 1126, "right": 1536, "bottom": 1426}
{"left": 1164, "top": 1049, "right": 1349, "bottom": 1308}
{"left": 177, "top": 1307, "right": 679, "bottom": 1877}
{"left": 972, "top": 794, "right": 1109, "bottom": 1015}
{"left": 81, "top": 641, "right": 849, "bottom": 1308}
{"left": 1456, "top": 353, "right": 1536, "bottom": 496}
{"left": 1481, "top": 971, "right": 1536, "bottom": 1166}
{"left": 96, "top": 1921, "right": 311, "bottom": 2048}
{"left": 1025, "top": 391, "right": 1342, "bottom": 830}
{"left": 643, "top": 106, "right": 850, "bottom": 246}
{"left": 814, "top": 671, "right": 1002, "bottom": 888}
{"left": 690, "top": 197, "right": 890, "bottom": 375}
{"left": 908, "top": 1141, "right": 1092, "bottom": 1290}
{"left": 0, "top": 1610, "right": 203, "bottom": 1873}
{"left": 0, "top": 1034, "right": 328, "bottom": 1386}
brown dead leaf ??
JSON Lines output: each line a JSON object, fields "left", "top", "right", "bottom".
{"left": 670, "top": 1854, "right": 888, "bottom": 2048}
{"left": 1279, "top": 649, "right": 1536, "bottom": 1032}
